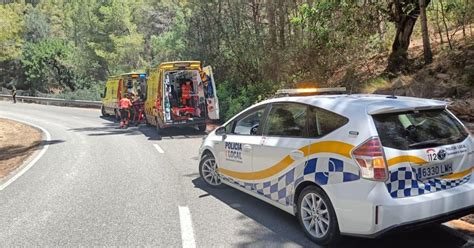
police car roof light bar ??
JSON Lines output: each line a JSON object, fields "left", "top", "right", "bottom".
{"left": 275, "top": 87, "right": 346, "bottom": 96}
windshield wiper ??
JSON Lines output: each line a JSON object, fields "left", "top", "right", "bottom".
{"left": 408, "top": 139, "right": 444, "bottom": 148}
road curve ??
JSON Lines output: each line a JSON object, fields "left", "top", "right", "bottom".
{"left": 0, "top": 101, "right": 469, "bottom": 247}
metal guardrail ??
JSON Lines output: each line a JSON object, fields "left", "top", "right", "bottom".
{"left": 0, "top": 94, "right": 102, "bottom": 109}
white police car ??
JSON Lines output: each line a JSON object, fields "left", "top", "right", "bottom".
{"left": 199, "top": 90, "right": 474, "bottom": 245}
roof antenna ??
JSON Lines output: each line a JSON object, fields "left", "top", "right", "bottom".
{"left": 387, "top": 87, "right": 398, "bottom": 99}
{"left": 387, "top": 78, "right": 402, "bottom": 99}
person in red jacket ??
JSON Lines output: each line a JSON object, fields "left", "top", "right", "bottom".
{"left": 181, "top": 80, "right": 192, "bottom": 106}
{"left": 119, "top": 94, "right": 133, "bottom": 128}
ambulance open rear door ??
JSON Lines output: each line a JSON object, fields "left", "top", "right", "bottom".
{"left": 203, "top": 66, "right": 219, "bottom": 120}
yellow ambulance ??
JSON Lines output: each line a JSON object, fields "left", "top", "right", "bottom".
{"left": 101, "top": 72, "right": 147, "bottom": 119}
{"left": 144, "top": 61, "right": 219, "bottom": 132}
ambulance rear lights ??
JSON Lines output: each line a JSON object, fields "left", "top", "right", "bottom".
{"left": 352, "top": 137, "right": 388, "bottom": 181}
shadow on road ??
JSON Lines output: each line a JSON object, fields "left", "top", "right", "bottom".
{"left": 192, "top": 177, "right": 469, "bottom": 248}
{"left": 0, "top": 139, "right": 65, "bottom": 162}
{"left": 69, "top": 116, "right": 206, "bottom": 140}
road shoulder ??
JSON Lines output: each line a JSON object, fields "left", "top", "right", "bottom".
{"left": 0, "top": 118, "right": 42, "bottom": 182}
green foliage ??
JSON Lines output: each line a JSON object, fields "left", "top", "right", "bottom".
{"left": 21, "top": 39, "right": 75, "bottom": 93}
{"left": 217, "top": 80, "right": 281, "bottom": 119}
{"left": 47, "top": 83, "right": 103, "bottom": 101}
{"left": 0, "top": 3, "right": 25, "bottom": 62}
{"left": 0, "top": 0, "right": 472, "bottom": 120}
{"left": 92, "top": 0, "right": 146, "bottom": 73}
{"left": 150, "top": 5, "right": 187, "bottom": 64}
{"left": 24, "top": 7, "right": 50, "bottom": 42}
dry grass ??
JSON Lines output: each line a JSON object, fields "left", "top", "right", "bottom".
{"left": 0, "top": 118, "right": 42, "bottom": 179}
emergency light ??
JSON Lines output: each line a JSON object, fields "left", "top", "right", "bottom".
{"left": 275, "top": 87, "right": 346, "bottom": 96}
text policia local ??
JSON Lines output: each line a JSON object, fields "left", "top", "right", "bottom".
{"left": 225, "top": 142, "right": 243, "bottom": 161}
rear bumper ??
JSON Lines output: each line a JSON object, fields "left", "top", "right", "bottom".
{"left": 162, "top": 119, "right": 207, "bottom": 128}
{"left": 355, "top": 205, "right": 474, "bottom": 238}
{"left": 325, "top": 177, "right": 474, "bottom": 237}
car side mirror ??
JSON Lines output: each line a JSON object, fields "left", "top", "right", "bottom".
{"left": 215, "top": 126, "right": 226, "bottom": 136}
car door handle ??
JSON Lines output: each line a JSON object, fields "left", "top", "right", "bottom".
{"left": 243, "top": 144, "right": 252, "bottom": 152}
{"left": 289, "top": 150, "right": 305, "bottom": 160}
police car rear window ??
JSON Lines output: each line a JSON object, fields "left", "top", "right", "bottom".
{"left": 307, "top": 106, "right": 349, "bottom": 138}
{"left": 372, "top": 109, "right": 468, "bottom": 150}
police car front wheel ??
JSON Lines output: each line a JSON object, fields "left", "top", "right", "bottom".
{"left": 297, "top": 186, "right": 340, "bottom": 245}
{"left": 199, "top": 154, "right": 222, "bottom": 187}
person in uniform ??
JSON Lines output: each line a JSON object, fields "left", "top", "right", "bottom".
{"left": 11, "top": 87, "right": 17, "bottom": 104}
{"left": 119, "top": 93, "right": 132, "bottom": 128}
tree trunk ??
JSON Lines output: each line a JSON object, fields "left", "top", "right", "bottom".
{"left": 387, "top": 0, "right": 431, "bottom": 72}
{"left": 277, "top": 0, "right": 286, "bottom": 49}
{"left": 435, "top": 2, "right": 445, "bottom": 44}
{"left": 266, "top": 0, "right": 277, "bottom": 45}
{"left": 419, "top": 0, "right": 432, "bottom": 64}
{"left": 387, "top": 13, "right": 419, "bottom": 72}
{"left": 439, "top": 0, "right": 453, "bottom": 49}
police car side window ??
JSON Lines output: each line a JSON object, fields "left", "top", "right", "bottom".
{"left": 264, "top": 103, "right": 307, "bottom": 137}
{"left": 224, "top": 121, "right": 234, "bottom": 134}
{"left": 233, "top": 107, "right": 266, "bottom": 135}
{"left": 308, "top": 107, "right": 348, "bottom": 137}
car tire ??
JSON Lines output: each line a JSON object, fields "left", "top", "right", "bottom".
{"left": 297, "top": 185, "right": 340, "bottom": 246}
{"left": 101, "top": 105, "right": 108, "bottom": 117}
{"left": 155, "top": 117, "right": 162, "bottom": 134}
{"left": 198, "top": 124, "right": 206, "bottom": 132}
{"left": 199, "top": 153, "right": 223, "bottom": 187}
{"left": 114, "top": 109, "right": 120, "bottom": 121}
{"left": 144, "top": 114, "right": 152, "bottom": 126}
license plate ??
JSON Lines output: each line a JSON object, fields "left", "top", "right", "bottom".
{"left": 416, "top": 163, "right": 453, "bottom": 180}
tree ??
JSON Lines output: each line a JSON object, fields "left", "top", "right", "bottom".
{"left": 24, "top": 7, "right": 50, "bottom": 42}
{"left": 21, "top": 39, "right": 76, "bottom": 93}
{"left": 0, "top": 3, "right": 25, "bottom": 62}
{"left": 386, "top": 0, "right": 431, "bottom": 72}
{"left": 419, "top": 0, "right": 432, "bottom": 64}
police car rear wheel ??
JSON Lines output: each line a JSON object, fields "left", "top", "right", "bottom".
{"left": 199, "top": 154, "right": 222, "bottom": 187}
{"left": 297, "top": 186, "right": 340, "bottom": 245}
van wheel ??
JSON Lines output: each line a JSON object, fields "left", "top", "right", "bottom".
{"left": 144, "top": 114, "right": 151, "bottom": 126}
{"left": 297, "top": 185, "right": 340, "bottom": 246}
{"left": 114, "top": 109, "right": 120, "bottom": 121}
{"left": 199, "top": 153, "right": 222, "bottom": 187}
{"left": 155, "top": 117, "right": 161, "bottom": 134}
{"left": 101, "top": 105, "right": 108, "bottom": 117}
{"left": 198, "top": 124, "right": 206, "bottom": 132}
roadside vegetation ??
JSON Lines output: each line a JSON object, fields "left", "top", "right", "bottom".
{"left": 0, "top": 0, "right": 473, "bottom": 119}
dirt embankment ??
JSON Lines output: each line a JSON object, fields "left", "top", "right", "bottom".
{"left": 329, "top": 27, "right": 474, "bottom": 124}
{"left": 0, "top": 118, "right": 42, "bottom": 179}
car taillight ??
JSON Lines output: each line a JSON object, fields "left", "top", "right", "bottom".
{"left": 352, "top": 137, "right": 388, "bottom": 181}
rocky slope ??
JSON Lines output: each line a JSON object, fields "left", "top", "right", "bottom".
{"left": 375, "top": 41, "right": 474, "bottom": 123}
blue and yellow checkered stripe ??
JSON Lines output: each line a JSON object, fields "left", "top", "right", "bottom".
{"left": 386, "top": 166, "right": 471, "bottom": 198}
{"left": 222, "top": 157, "right": 360, "bottom": 206}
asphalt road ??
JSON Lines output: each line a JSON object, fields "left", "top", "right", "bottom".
{"left": 0, "top": 101, "right": 471, "bottom": 247}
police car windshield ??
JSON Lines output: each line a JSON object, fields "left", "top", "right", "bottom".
{"left": 372, "top": 109, "right": 468, "bottom": 150}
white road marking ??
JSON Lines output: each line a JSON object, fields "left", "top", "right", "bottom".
{"left": 0, "top": 118, "right": 51, "bottom": 191}
{"left": 178, "top": 206, "right": 196, "bottom": 248}
{"left": 153, "top": 144, "right": 165, "bottom": 153}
